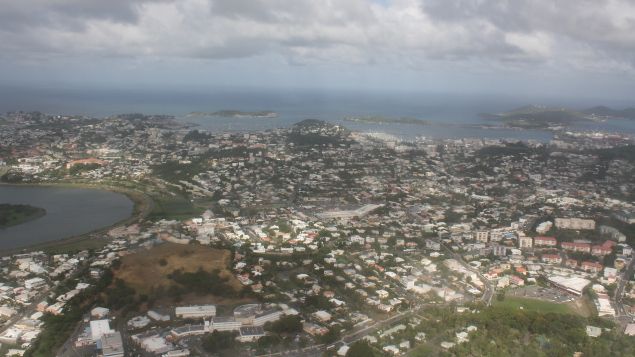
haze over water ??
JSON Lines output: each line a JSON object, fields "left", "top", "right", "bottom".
{"left": 3, "top": 86, "right": 635, "bottom": 141}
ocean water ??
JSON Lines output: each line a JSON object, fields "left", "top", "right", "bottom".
{"left": 1, "top": 86, "right": 633, "bottom": 141}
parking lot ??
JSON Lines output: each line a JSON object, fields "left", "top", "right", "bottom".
{"left": 507, "top": 285, "right": 575, "bottom": 303}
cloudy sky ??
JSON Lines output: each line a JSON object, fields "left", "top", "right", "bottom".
{"left": 1, "top": 0, "right": 635, "bottom": 102}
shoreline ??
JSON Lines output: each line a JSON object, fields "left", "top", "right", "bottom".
{"left": 0, "top": 181, "right": 154, "bottom": 255}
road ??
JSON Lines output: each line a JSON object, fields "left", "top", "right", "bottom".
{"left": 613, "top": 255, "right": 635, "bottom": 324}
{"left": 438, "top": 240, "right": 495, "bottom": 306}
{"left": 404, "top": 209, "right": 494, "bottom": 306}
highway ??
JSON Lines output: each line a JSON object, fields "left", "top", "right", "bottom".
{"left": 613, "top": 255, "right": 635, "bottom": 325}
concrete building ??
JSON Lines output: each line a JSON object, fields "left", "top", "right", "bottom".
{"left": 313, "top": 310, "right": 332, "bottom": 322}
{"left": 547, "top": 275, "right": 591, "bottom": 296}
{"left": 234, "top": 304, "right": 261, "bottom": 323}
{"left": 614, "top": 211, "right": 635, "bottom": 225}
{"left": 101, "top": 332, "right": 124, "bottom": 357}
{"left": 170, "top": 324, "right": 206, "bottom": 338}
{"left": 90, "top": 307, "right": 110, "bottom": 319}
{"left": 238, "top": 326, "right": 265, "bottom": 342}
{"left": 541, "top": 254, "right": 562, "bottom": 264}
{"left": 162, "top": 350, "right": 191, "bottom": 357}
{"left": 518, "top": 236, "right": 533, "bottom": 249}
{"left": 148, "top": 310, "right": 171, "bottom": 321}
{"left": 534, "top": 236, "right": 557, "bottom": 247}
{"left": 253, "top": 309, "right": 283, "bottom": 326}
{"left": 474, "top": 231, "right": 489, "bottom": 243}
{"left": 175, "top": 305, "right": 216, "bottom": 319}
{"left": 90, "top": 319, "right": 114, "bottom": 341}
{"left": 209, "top": 316, "right": 241, "bottom": 332}
{"left": 555, "top": 218, "right": 595, "bottom": 230}
{"left": 561, "top": 242, "right": 591, "bottom": 253}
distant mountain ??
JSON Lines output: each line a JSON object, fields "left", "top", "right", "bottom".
{"left": 582, "top": 106, "right": 635, "bottom": 119}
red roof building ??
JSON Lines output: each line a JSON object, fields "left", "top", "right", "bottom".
{"left": 542, "top": 254, "right": 562, "bottom": 264}
{"left": 561, "top": 242, "right": 591, "bottom": 253}
{"left": 581, "top": 261, "right": 603, "bottom": 273}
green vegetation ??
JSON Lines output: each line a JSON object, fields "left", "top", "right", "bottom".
{"left": 583, "top": 106, "right": 635, "bottom": 119}
{"left": 592, "top": 145, "right": 635, "bottom": 163}
{"left": 0, "top": 203, "right": 46, "bottom": 228}
{"left": 103, "top": 278, "right": 137, "bottom": 310}
{"left": 40, "top": 235, "right": 110, "bottom": 255}
{"left": 494, "top": 296, "right": 575, "bottom": 315}
{"left": 256, "top": 335, "right": 283, "bottom": 351}
{"left": 265, "top": 315, "right": 303, "bottom": 334}
{"left": 304, "top": 294, "right": 332, "bottom": 310}
{"left": 183, "top": 129, "right": 212, "bottom": 143}
{"left": 147, "top": 193, "right": 201, "bottom": 220}
{"left": 412, "top": 305, "right": 635, "bottom": 357}
{"left": 202, "top": 330, "right": 238, "bottom": 353}
{"left": 482, "top": 106, "right": 588, "bottom": 129}
{"left": 319, "top": 326, "right": 341, "bottom": 344}
{"left": 476, "top": 142, "right": 547, "bottom": 159}
{"left": 346, "top": 341, "right": 381, "bottom": 357}
{"left": 68, "top": 163, "right": 101, "bottom": 175}
{"left": 25, "top": 269, "right": 114, "bottom": 357}
{"left": 168, "top": 268, "right": 238, "bottom": 297}
{"left": 287, "top": 132, "right": 346, "bottom": 146}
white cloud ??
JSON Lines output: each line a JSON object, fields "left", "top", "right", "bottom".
{"left": 1, "top": 0, "right": 634, "bottom": 74}
{"left": 504, "top": 32, "right": 552, "bottom": 60}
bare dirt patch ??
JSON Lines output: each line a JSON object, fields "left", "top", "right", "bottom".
{"left": 566, "top": 296, "right": 594, "bottom": 317}
{"left": 114, "top": 242, "right": 243, "bottom": 296}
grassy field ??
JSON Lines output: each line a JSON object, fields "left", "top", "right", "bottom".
{"left": 43, "top": 238, "right": 111, "bottom": 254}
{"left": 114, "top": 243, "right": 248, "bottom": 305}
{"left": 495, "top": 296, "right": 577, "bottom": 315}
{"left": 147, "top": 192, "right": 204, "bottom": 220}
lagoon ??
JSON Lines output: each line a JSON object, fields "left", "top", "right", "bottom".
{"left": 0, "top": 185, "right": 133, "bottom": 250}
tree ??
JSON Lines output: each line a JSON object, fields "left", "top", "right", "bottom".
{"left": 346, "top": 341, "right": 376, "bottom": 357}
{"left": 202, "top": 331, "right": 237, "bottom": 353}
{"left": 265, "top": 315, "right": 303, "bottom": 334}
{"left": 320, "top": 327, "right": 341, "bottom": 344}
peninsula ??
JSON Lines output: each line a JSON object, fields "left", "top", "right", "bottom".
{"left": 0, "top": 203, "right": 46, "bottom": 228}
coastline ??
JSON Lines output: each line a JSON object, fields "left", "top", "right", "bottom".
{"left": 0, "top": 181, "right": 154, "bottom": 255}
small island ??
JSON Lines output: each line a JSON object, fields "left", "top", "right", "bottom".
{"left": 479, "top": 104, "right": 635, "bottom": 130}
{"left": 344, "top": 116, "right": 431, "bottom": 126}
{"left": 0, "top": 203, "right": 46, "bottom": 229}
{"left": 186, "top": 110, "right": 278, "bottom": 118}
